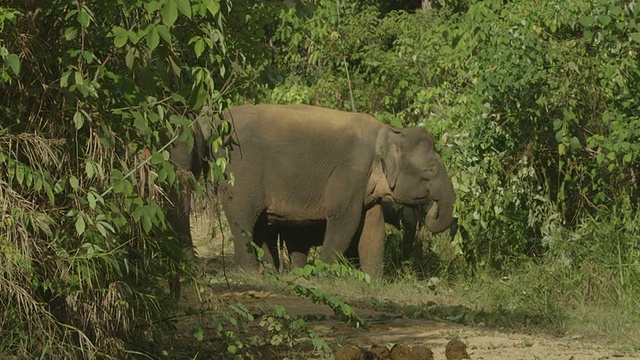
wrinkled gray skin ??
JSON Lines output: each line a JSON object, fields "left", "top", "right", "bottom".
{"left": 219, "top": 104, "right": 455, "bottom": 278}
{"left": 165, "top": 119, "right": 212, "bottom": 299}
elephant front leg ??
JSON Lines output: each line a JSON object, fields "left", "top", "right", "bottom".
{"left": 319, "top": 204, "right": 363, "bottom": 266}
{"left": 357, "top": 204, "right": 386, "bottom": 278}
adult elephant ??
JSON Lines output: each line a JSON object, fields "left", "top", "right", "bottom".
{"left": 218, "top": 104, "right": 455, "bottom": 277}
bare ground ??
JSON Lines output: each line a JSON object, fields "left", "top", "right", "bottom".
{"left": 182, "top": 198, "right": 640, "bottom": 360}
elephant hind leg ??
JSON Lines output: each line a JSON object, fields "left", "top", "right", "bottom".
{"left": 231, "top": 212, "right": 280, "bottom": 272}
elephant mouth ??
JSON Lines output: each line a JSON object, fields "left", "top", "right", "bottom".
{"left": 397, "top": 195, "right": 431, "bottom": 206}
{"left": 426, "top": 201, "right": 439, "bottom": 219}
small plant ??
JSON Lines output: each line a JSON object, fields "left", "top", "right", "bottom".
{"left": 178, "top": 243, "right": 365, "bottom": 358}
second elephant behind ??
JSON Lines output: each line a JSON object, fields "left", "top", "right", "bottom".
{"left": 275, "top": 200, "right": 433, "bottom": 272}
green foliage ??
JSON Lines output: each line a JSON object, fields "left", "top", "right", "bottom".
{"left": 181, "top": 247, "right": 368, "bottom": 359}
{"left": 259, "top": 305, "right": 331, "bottom": 354}
{"left": 258, "top": 0, "right": 640, "bottom": 270}
{"left": 291, "top": 259, "right": 367, "bottom": 327}
{"left": 251, "top": 243, "right": 366, "bottom": 327}
{"left": 0, "top": 0, "right": 230, "bottom": 357}
{"left": 4, "top": 0, "right": 640, "bottom": 355}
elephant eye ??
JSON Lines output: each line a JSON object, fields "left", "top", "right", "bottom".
{"left": 424, "top": 162, "right": 438, "bottom": 179}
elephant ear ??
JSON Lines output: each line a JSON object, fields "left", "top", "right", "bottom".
{"left": 376, "top": 127, "right": 402, "bottom": 190}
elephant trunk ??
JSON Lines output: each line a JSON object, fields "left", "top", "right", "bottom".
{"left": 425, "top": 180, "right": 455, "bottom": 234}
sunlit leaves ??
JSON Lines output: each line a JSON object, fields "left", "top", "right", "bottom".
{"left": 146, "top": 24, "right": 160, "bottom": 51}
{"left": 156, "top": 24, "right": 171, "bottom": 43}
{"left": 1, "top": 0, "right": 231, "bottom": 357}
{"left": 175, "top": 0, "right": 192, "bottom": 19}
{"left": 112, "top": 26, "right": 128, "bottom": 47}
{"left": 162, "top": 0, "right": 178, "bottom": 26}
{"left": 205, "top": 0, "right": 220, "bottom": 17}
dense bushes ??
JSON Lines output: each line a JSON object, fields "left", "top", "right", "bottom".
{"left": 251, "top": 0, "right": 640, "bottom": 277}
{"left": 0, "top": 0, "right": 228, "bottom": 357}
{"left": 2, "top": 0, "right": 639, "bottom": 356}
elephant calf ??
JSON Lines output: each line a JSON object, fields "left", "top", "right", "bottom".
{"left": 218, "top": 104, "right": 455, "bottom": 278}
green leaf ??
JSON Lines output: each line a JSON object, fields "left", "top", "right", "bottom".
{"left": 150, "top": 152, "right": 165, "bottom": 165}
{"left": 168, "top": 54, "right": 181, "bottom": 76}
{"left": 583, "top": 30, "right": 593, "bottom": 41}
{"left": 82, "top": 51, "right": 95, "bottom": 64}
{"left": 194, "top": 38, "right": 205, "bottom": 58}
{"left": 156, "top": 24, "right": 171, "bottom": 43}
{"left": 205, "top": 0, "right": 220, "bottom": 17}
{"left": 76, "top": 215, "right": 86, "bottom": 235}
{"left": 176, "top": 0, "right": 192, "bottom": 19}
{"left": 133, "top": 111, "right": 147, "bottom": 131}
{"left": 192, "top": 325, "right": 204, "bottom": 341}
{"left": 85, "top": 162, "right": 95, "bottom": 178}
{"left": 630, "top": 32, "right": 640, "bottom": 44}
{"left": 162, "top": 0, "right": 178, "bottom": 26}
{"left": 64, "top": 27, "right": 78, "bottom": 40}
{"left": 598, "top": 15, "right": 611, "bottom": 26}
{"left": 88, "top": 192, "right": 97, "bottom": 209}
{"left": 145, "top": 0, "right": 162, "bottom": 13}
{"left": 125, "top": 48, "right": 136, "bottom": 69}
{"left": 569, "top": 137, "right": 581, "bottom": 151}
{"left": 73, "top": 111, "right": 84, "bottom": 129}
{"left": 96, "top": 222, "right": 107, "bottom": 237}
{"left": 578, "top": 16, "right": 594, "bottom": 27}
{"left": 552, "top": 119, "right": 563, "bottom": 131}
{"left": 558, "top": 143, "right": 566, "bottom": 156}
{"left": 114, "top": 33, "right": 128, "bottom": 47}
{"left": 60, "top": 71, "right": 71, "bottom": 87}
{"left": 147, "top": 25, "right": 160, "bottom": 52}
{"left": 111, "top": 169, "right": 123, "bottom": 180}
{"left": 141, "top": 215, "right": 152, "bottom": 233}
{"left": 6, "top": 54, "right": 20, "bottom": 75}
{"left": 69, "top": 175, "right": 79, "bottom": 190}
{"left": 113, "top": 179, "right": 124, "bottom": 193}
{"left": 74, "top": 71, "right": 84, "bottom": 86}
{"left": 77, "top": 9, "right": 90, "bottom": 27}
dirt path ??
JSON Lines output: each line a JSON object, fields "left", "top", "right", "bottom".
{"left": 188, "top": 202, "right": 639, "bottom": 360}
{"left": 188, "top": 286, "right": 637, "bottom": 360}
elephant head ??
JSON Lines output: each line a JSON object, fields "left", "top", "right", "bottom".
{"left": 377, "top": 126, "right": 455, "bottom": 234}
{"left": 164, "top": 116, "right": 215, "bottom": 299}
